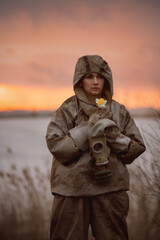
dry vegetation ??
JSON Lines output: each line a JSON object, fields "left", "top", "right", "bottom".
{"left": 0, "top": 161, "right": 52, "bottom": 240}
{"left": 128, "top": 117, "right": 160, "bottom": 240}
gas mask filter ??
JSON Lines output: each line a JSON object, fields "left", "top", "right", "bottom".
{"left": 89, "top": 119, "right": 116, "bottom": 183}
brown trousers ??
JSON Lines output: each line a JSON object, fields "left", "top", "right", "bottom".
{"left": 50, "top": 191, "right": 129, "bottom": 240}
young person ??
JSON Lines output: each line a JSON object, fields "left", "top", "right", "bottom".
{"left": 46, "top": 55, "right": 145, "bottom": 240}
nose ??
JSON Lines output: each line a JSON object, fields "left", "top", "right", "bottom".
{"left": 93, "top": 76, "right": 98, "bottom": 84}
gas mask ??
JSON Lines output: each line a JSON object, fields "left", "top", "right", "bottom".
{"left": 89, "top": 119, "right": 116, "bottom": 183}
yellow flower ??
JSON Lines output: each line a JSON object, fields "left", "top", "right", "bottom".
{"left": 96, "top": 98, "right": 107, "bottom": 108}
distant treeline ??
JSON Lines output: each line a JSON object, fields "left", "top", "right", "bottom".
{"left": 0, "top": 108, "right": 159, "bottom": 118}
{"left": 0, "top": 110, "right": 54, "bottom": 118}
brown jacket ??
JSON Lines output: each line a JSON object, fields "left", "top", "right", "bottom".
{"left": 46, "top": 55, "right": 145, "bottom": 197}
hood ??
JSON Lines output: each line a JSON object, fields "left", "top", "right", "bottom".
{"left": 73, "top": 55, "right": 113, "bottom": 104}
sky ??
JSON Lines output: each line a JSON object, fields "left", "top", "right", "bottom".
{"left": 0, "top": 0, "right": 160, "bottom": 111}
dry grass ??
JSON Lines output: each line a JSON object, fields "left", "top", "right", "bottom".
{"left": 0, "top": 162, "right": 52, "bottom": 240}
{"left": 128, "top": 117, "right": 160, "bottom": 240}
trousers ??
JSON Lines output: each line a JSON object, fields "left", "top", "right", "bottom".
{"left": 50, "top": 191, "right": 129, "bottom": 240}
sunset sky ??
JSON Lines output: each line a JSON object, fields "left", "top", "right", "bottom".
{"left": 0, "top": 0, "right": 160, "bottom": 111}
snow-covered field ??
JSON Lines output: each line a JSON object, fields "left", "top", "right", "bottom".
{"left": 0, "top": 117, "right": 156, "bottom": 161}
{"left": 0, "top": 117, "right": 51, "bottom": 172}
{"left": 0, "top": 116, "right": 158, "bottom": 172}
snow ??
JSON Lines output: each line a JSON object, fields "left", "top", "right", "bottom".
{"left": 0, "top": 116, "right": 159, "bottom": 172}
{"left": 0, "top": 117, "right": 52, "bottom": 173}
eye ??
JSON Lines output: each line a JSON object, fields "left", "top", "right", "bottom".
{"left": 85, "top": 74, "right": 93, "bottom": 79}
{"left": 97, "top": 73, "right": 104, "bottom": 79}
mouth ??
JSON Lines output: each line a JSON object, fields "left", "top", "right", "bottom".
{"left": 91, "top": 88, "right": 99, "bottom": 91}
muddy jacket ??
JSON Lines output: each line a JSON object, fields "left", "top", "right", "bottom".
{"left": 46, "top": 55, "right": 145, "bottom": 197}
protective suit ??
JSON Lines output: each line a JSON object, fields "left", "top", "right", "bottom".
{"left": 46, "top": 55, "right": 145, "bottom": 240}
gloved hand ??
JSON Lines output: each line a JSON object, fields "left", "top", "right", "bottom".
{"left": 88, "top": 107, "right": 113, "bottom": 129}
{"left": 105, "top": 125, "right": 120, "bottom": 141}
{"left": 89, "top": 119, "right": 116, "bottom": 183}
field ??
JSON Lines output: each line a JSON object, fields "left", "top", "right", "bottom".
{"left": 0, "top": 116, "right": 160, "bottom": 240}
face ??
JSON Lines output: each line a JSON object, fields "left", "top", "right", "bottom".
{"left": 82, "top": 73, "right": 105, "bottom": 98}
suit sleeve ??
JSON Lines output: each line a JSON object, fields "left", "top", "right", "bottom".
{"left": 46, "top": 108, "right": 88, "bottom": 165}
{"left": 108, "top": 105, "right": 146, "bottom": 164}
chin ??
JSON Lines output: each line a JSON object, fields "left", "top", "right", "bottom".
{"left": 91, "top": 92, "right": 101, "bottom": 96}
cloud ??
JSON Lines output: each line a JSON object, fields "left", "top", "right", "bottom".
{"left": 1, "top": 0, "right": 160, "bottom": 26}
{"left": 28, "top": 62, "right": 53, "bottom": 76}
{"left": 0, "top": 0, "right": 160, "bottom": 93}
{"left": 5, "top": 47, "right": 16, "bottom": 55}
{"left": 26, "top": 58, "right": 75, "bottom": 87}
{"left": 0, "top": 56, "right": 74, "bottom": 88}
{"left": 0, "top": 0, "right": 87, "bottom": 24}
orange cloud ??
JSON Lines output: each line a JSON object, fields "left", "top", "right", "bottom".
{"left": 114, "top": 87, "right": 160, "bottom": 109}
{"left": 0, "top": 84, "right": 159, "bottom": 111}
{"left": 0, "top": 84, "right": 74, "bottom": 111}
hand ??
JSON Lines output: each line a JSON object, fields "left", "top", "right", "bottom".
{"left": 105, "top": 126, "right": 120, "bottom": 141}
{"left": 88, "top": 107, "right": 113, "bottom": 129}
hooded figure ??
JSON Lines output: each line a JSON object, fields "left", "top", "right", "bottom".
{"left": 46, "top": 55, "right": 145, "bottom": 240}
